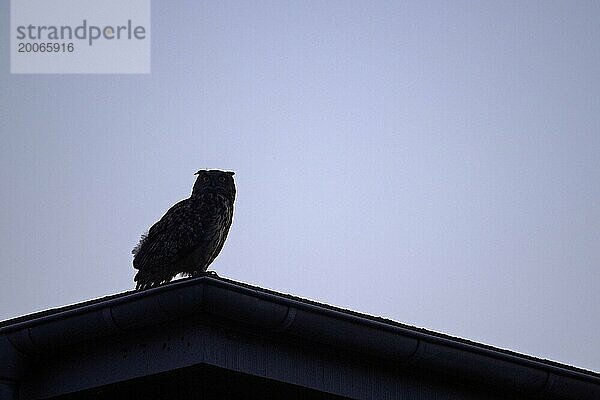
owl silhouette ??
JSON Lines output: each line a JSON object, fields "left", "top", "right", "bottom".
{"left": 132, "top": 170, "right": 236, "bottom": 290}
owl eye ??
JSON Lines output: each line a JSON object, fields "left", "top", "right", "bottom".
{"left": 202, "top": 176, "right": 210, "bottom": 183}
{"left": 218, "top": 176, "right": 226, "bottom": 182}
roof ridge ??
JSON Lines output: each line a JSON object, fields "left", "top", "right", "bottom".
{"left": 1, "top": 274, "right": 598, "bottom": 378}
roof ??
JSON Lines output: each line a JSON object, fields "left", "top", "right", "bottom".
{"left": 1, "top": 275, "right": 599, "bottom": 399}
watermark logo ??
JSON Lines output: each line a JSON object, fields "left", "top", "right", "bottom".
{"left": 11, "top": 0, "right": 150, "bottom": 74}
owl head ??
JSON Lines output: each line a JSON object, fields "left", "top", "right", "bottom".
{"left": 192, "top": 170, "right": 236, "bottom": 199}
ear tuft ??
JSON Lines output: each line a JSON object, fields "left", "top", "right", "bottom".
{"left": 226, "top": 171, "right": 235, "bottom": 176}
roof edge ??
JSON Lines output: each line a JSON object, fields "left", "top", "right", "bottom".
{"left": 1, "top": 276, "right": 599, "bottom": 399}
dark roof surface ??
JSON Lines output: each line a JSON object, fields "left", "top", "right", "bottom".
{"left": 1, "top": 274, "right": 597, "bottom": 379}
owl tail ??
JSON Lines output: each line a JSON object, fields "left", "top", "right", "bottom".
{"left": 134, "top": 268, "right": 174, "bottom": 290}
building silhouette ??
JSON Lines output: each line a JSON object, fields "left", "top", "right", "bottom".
{"left": 1, "top": 276, "right": 598, "bottom": 399}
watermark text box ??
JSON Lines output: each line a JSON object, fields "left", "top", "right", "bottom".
{"left": 11, "top": 0, "right": 150, "bottom": 74}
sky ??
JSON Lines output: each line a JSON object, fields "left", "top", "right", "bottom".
{"left": 1, "top": 1, "right": 599, "bottom": 372}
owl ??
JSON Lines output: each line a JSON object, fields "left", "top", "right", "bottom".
{"left": 132, "top": 170, "right": 236, "bottom": 290}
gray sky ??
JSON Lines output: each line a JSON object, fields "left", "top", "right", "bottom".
{"left": 1, "top": 1, "right": 599, "bottom": 372}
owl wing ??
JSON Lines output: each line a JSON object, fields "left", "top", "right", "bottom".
{"left": 132, "top": 199, "right": 202, "bottom": 272}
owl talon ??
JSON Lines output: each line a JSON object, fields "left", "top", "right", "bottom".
{"left": 190, "top": 270, "right": 219, "bottom": 278}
